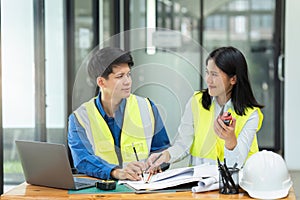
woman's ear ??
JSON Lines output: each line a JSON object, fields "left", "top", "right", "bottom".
{"left": 230, "top": 75, "right": 237, "bottom": 85}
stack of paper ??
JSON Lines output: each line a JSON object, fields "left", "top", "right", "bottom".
{"left": 119, "top": 164, "right": 218, "bottom": 191}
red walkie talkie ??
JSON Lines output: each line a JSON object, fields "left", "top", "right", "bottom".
{"left": 221, "top": 112, "right": 232, "bottom": 126}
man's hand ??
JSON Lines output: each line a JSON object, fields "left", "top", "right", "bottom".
{"left": 110, "top": 161, "right": 145, "bottom": 181}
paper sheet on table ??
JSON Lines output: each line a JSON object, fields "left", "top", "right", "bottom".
{"left": 192, "top": 175, "right": 219, "bottom": 193}
{"left": 149, "top": 166, "right": 194, "bottom": 182}
{"left": 119, "top": 164, "right": 218, "bottom": 191}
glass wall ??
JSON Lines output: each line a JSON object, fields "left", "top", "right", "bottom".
{"left": 1, "top": 0, "right": 65, "bottom": 186}
{"left": 1, "top": 0, "right": 117, "bottom": 188}
{"left": 71, "top": 0, "right": 114, "bottom": 111}
{"left": 45, "top": 0, "right": 66, "bottom": 144}
{"left": 1, "top": 0, "right": 35, "bottom": 185}
{"left": 129, "top": 0, "right": 203, "bottom": 142}
{"left": 70, "top": 0, "right": 97, "bottom": 112}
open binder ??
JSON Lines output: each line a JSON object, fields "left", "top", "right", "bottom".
{"left": 119, "top": 164, "right": 218, "bottom": 192}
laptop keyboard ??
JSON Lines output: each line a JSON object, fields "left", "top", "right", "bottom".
{"left": 75, "top": 181, "right": 91, "bottom": 188}
{"left": 74, "top": 177, "right": 97, "bottom": 188}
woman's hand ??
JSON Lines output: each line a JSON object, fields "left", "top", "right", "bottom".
{"left": 110, "top": 161, "right": 145, "bottom": 181}
{"left": 146, "top": 151, "right": 170, "bottom": 174}
{"left": 214, "top": 113, "right": 237, "bottom": 150}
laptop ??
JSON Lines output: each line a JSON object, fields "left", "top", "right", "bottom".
{"left": 15, "top": 140, "right": 97, "bottom": 190}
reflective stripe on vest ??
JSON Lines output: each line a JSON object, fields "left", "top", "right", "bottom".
{"left": 74, "top": 94, "right": 155, "bottom": 166}
{"left": 190, "top": 92, "right": 263, "bottom": 162}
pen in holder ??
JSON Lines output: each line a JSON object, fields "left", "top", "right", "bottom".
{"left": 218, "top": 158, "right": 239, "bottom": 194}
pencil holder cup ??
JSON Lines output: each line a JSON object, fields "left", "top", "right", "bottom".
{"left": 219, "top": 167, "right": 239, "bottom": 194}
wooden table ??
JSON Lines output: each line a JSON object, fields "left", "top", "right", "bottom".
{"left": 0, "top": 182, "right": 296, "bottom": 200}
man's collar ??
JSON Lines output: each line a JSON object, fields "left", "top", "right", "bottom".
{"left": 95, "top": 92, "right": 127, "bottom": 118}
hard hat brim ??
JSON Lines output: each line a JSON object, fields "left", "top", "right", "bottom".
{"left": 240, "top": 181, "right": 292, "bottom": 200}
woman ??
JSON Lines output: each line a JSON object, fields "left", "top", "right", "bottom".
{"left": 148, "top": 46, "right": 264, "bottom": 169}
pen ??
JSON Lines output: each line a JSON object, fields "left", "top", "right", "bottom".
{"left": 223, "top": 159, "right": 237, "bottom": 192}
{"left": 132, "top": 143, "right": 139, "bottom": 161}
{"left": 218, "top": 158, "right": 232, "bottom": 193}
{"left": 145, "top": 152, "right": 163, "bottom": 172}
{"left": 233, "top": 162, "right": 238, "bottom": 169}
{"left": 145, "top": 172, "right": 153, "bottom": 183}
{"left": 144, "top": 162, "right": 169, "bottom": 184}
{"left": 132, "top": 143, "right": 144, "bottom": 178}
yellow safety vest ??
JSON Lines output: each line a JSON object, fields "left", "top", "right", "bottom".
{"left": 74, "top": 94, "right": 155, "bottom": 166}
{"left": 190, "top": 92, "right": 263, "bottom": 162}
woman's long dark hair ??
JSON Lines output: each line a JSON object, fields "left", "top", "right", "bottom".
{"left": 202, "top": 46, "right": 264, "bottom": 116}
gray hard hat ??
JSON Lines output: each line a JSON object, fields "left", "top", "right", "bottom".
{"left": 87, "top": 47, "right": 134, "bottom": 81}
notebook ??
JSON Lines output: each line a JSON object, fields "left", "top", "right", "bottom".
{"left": 15, "top": 140, "right": 97, "bottom": 190}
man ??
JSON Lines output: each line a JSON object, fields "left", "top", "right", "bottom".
{"left": 68, "top": 47, "right": 170, "bottom": 181}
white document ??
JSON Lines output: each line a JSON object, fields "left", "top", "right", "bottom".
{"left": 149, "top": 166, "right": 194, "bottom": 182}
{"left": 119, "top": 164, "right": 218, "bottom": 191}
{"left": 198, "top": 175, "right": 218, "bottom": 187}
{"left": 192, "top": 182, "right": 219, "bottom": 193}
{"left": 192, "top": 175, "right": 219, "bottom": 193}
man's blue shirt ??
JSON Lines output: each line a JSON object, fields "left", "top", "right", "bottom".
{"left": 68, "top": 94, "right": 170, "bottom": 179}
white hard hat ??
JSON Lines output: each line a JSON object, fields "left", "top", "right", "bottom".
{"left": 240, "top": 150, "right": 292, "bottom": 199}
